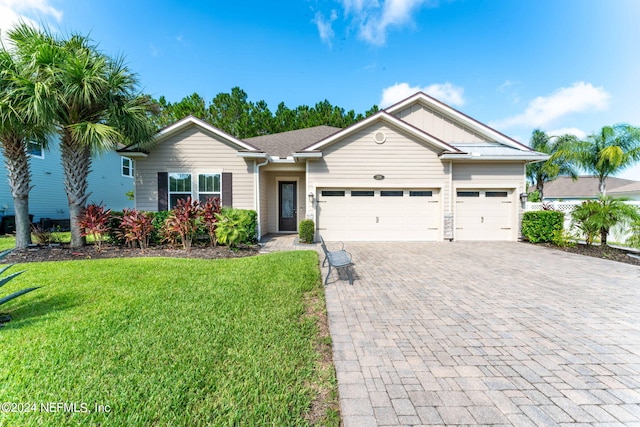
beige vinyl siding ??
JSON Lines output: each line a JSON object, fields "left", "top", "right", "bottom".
{"left": 135, "top": 125, "right": 255, "bottom": 211}
{"left": 263, "top": 171, "right": 306, "bottom": 234}
{"left": 393, "top": 103, "right": 490, "bottom": 143}
{"left": 452, "top": 162, "right": 524, "bottom": 186}
{"left": 308, "top": 122, "right": 449, "bottom": 196}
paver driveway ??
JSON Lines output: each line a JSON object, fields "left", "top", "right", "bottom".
{"left": 324, "top": 242, "right": 640, "bottom": 426}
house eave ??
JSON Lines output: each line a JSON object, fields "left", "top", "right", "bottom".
{"left": 116, "top": 150, "right": 148, "bottom": 158}
{"left": 237, "top": 151, "right": 268, "bottom": 159}
{"left": 293, "top": 151, "right": 323, "bottom": 159}
{"left": 440, "top": 154, "right": 550, "bottom": 162}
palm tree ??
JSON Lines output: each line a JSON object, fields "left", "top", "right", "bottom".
{"left": 576, "top": 124, "right": 640, "bottom": 195}
{"left": 9, "top": 24, "right": 155, "bottom": 248}
{"left": 526, "top": 129, "right": 579, "bottom": 200}
{"left": 0, "top": 42, "right": 51, "bottom": 249}
{"left": 572, "top": 196, "right": 640, "bottom": 246}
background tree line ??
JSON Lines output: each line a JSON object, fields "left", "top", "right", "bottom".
{"left": 147, "top": 87, "right": 379, "bottom": 138}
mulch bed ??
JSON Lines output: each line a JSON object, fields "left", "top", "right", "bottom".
{"left": 1, "top": 242, "right": 259, "bottom": 263}
{"left": 534, "top": 242, "right": 640, "bottom": 267}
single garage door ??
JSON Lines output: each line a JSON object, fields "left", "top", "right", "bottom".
{"left": 455, "top": 189, "right": 514, "bottom": 241}
{"left": 317, "top": 189, "right": 440, "bottom": 241}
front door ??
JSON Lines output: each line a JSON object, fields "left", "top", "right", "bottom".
{"left": 279, "top": 181, "right": 297, "bottom": 232}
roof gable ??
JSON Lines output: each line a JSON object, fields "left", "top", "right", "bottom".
{"left": 385, "top": 92, "right": 531, "bottom": 151}
{"left": 120, "top": 116, "right": 261, "bottom": 155}
{"left": 303, "top": 111, "right": 461, "bottom": 153}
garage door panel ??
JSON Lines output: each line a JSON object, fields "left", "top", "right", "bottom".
{"left": 455, "top": 189, "right": 514, "bottom": 241}
{"left": 318, "top": 189, "right": 440, "bottom": 241}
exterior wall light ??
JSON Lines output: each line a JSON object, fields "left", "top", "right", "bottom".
{"left": 308, "top": 192, "right": 314, "bottom": 203}
{"left": 373, "top": 175, "right": 385, "bottom": 180}
{"left": 519, "top": 192, "right": 528, "bottom": 207}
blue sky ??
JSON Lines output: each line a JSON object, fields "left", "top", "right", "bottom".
{"left": 2, "top": 0, "right": 640, "bottom": 179}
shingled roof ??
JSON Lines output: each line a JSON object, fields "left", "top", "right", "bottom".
{"left": 530, "top": 176, "right": 640, "bottom": 198}
{"left": 243, "top": 125, "right": 341, "bottom": 158}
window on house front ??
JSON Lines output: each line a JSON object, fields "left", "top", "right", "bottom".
{"left": 198, "top": 173, "right": 221, "bottom": 203}
{"left": 27, "top": 141, "right": 44, "bottom": 158}
{"left": 121, "top": 157, "right": 134, "bottom": 177}
{"left": 169, "top": 173, "right": 192, "bottom": 208}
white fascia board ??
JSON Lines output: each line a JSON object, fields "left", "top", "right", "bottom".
{"left": 237, "top": 152, "right": 268, "bottom": 159}
{"left": 117, "top": 151, "right": 148, "bottom": 158}
{"left": 385, "top": 93, "right": 530, "bottom": 151}
{"left": 440, "top": 153, "right": 550, "bottom": 162}
{"left": 304, "top": 111, "right": 456, "bottom": 152}
{"left": 269, "top": 156, "right": 296, "bottom": 163}
{"left": 293, "top": 151, "right": 323, "bottom": 159}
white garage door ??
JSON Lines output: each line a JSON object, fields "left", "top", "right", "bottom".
{"left": 455, "top": 189, "right": 514, "bottom": 241}
{"left": 317, "top": 189, "right": 440, "bottom": 241}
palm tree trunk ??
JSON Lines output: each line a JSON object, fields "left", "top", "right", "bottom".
{"left": 536, "top": 181, "right": 545, "bottom": 200}
{"left": 599, "top": 176, "right": 606, "bottom": 196}
{"left": 60, "top": 130, "right": 91, "bottom": 248}
{"left": 1, "top": 134, "right": 32, "bottom": 249}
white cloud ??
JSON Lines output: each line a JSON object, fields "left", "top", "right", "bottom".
{"left": 337, "top": 0, "right": 436, "bottom": 46}
{"left": 380, "top": 82, "right": 465, "bottom": 108}
{"left": 0, "top": 0, "right": 62, "bottom": 42}
{"left": 313, "top": 9, "right": 338, "bottom": 47}
{"left": 491, "top": 82, "right": 610, "bottom": 129}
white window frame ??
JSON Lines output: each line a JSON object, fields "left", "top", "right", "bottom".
{"left": 121, "top": 156, "right": 134, "bottom": 178}
{"left": 197, "top": 173, "right": 222, "bottom": 204}
{"left": 168, "top": 173, "right": 193, "bottom": 209}
{"left": 27, "top": 141, "right": 44, "bottom": 159}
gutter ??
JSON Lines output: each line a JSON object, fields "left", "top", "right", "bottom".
{"left": 439, "top": 154, "right": 550, "bottom": 162}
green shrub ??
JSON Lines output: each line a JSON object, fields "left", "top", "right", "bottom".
{"left": 299, "top": 219, "right": 315, "bottom": 243}
{"left": 521, "top": 210, "right": 564, "bottom": 243}
{"left": 215, "top": 208, "right": 257, "bottom": 248}
{"left": 528, "top": 190, "right": 541, "bottom": 202}
{"left": 628, "top": 218, "right": 640, "bottom": 248}
{"left": 105, "top": 211, "right": 125, "bottom": 245}
{"left": 151, "top": 210, "right": 171, "bottom": 244}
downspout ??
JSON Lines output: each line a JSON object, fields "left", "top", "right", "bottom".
{"left": 255, "top": 158, "right": 269, "bottom": 240}
{"left": 449, "top": 160, "right": 454, "bottom": 241}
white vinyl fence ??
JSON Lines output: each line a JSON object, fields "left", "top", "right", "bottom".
{"left": 525, "top": 200, "right": 640, "bottom": 244}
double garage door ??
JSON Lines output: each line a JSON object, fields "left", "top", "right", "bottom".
{"left": 317, "top": 187, "right": 515, "bottom": 241}
{"left": 317, "top": 189, "right": 440, "bottom": 241}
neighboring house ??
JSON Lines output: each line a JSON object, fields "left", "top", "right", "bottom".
{"left": 119, "top": 92, "right": 548, "bottom": 242}
{"left": 0, "top": 138, "right": 135, "bottom": 229}
{"left": 531, "top": 176, "right": 640, "bottom": 201}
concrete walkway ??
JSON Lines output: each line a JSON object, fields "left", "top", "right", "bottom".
{"left": 261, "top": 235, "right": 640, "bottom": 426}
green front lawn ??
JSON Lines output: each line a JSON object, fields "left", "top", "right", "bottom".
{"left": 0, "top": 252, "right": 335, "bottom": 426}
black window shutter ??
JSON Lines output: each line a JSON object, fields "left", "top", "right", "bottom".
{"left": 158, "top": 172, "right": 168, "bottom": 211}
{"left": 222, "top": 172, "right": 232, "bottom": 207}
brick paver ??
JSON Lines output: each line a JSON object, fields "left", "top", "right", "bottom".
{"left": 261, "top": 236, "right": 640, "bottom": 426}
